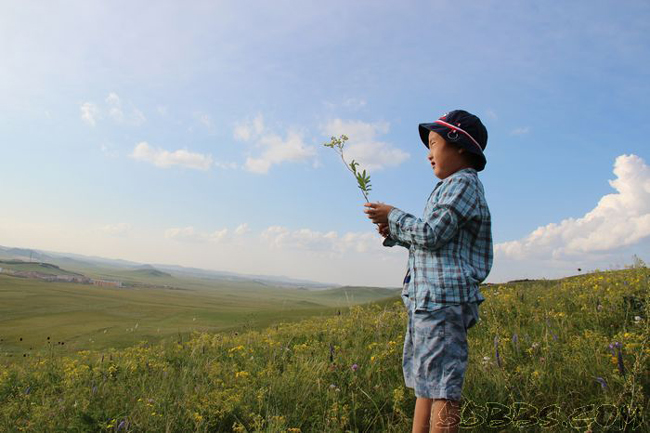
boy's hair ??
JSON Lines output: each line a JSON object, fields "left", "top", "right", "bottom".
{"left": 450, "top": 141, "right": 483, "bottom": 170}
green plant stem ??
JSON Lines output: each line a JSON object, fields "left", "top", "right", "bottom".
{"left": 335, "top": 148, "right": 369, "bottom": 203}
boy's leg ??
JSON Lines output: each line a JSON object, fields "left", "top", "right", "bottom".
{"left": 412, "top": 397, "right": 433, "bottom": 433}
{"left": 430, "top": 399, "right": 461, "bottom": 433}
{"left": 412, "top": 398, "right": 460, "bottom": 433}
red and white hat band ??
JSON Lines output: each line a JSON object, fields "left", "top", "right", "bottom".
{"left": 433, "top": 119, "right": 483, "bottom": 153}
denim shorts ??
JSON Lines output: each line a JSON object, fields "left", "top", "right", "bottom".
{"left": 402, "top": 296, "right": 480, "bottom": 400}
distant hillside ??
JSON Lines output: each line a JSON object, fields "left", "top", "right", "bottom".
{"left": 312, "top": 286, "right": 400, "bottom": 305}
{"left": 0, "top": 260, "right": 83, "bottom": 277}
{"left": 0, "top": 244, "right": 341, "bottom": 290}
{"left": 125, "top": 267, "right": 172, "bottom": 278}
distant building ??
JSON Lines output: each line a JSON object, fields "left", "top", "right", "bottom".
{"left": 92, "top": 279, "right": 123, "bottom": 288}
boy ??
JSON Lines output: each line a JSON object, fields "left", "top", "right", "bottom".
{"left": 364, "top": 110, "right": 492, "bottom": 433}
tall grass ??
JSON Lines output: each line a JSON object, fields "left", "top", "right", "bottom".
{"left": 1, "top": 268, "right": 648, "bottom": 432}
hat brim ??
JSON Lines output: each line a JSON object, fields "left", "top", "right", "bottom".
{"left": 418, "top": 122, "right": 487, "bottom": 171}
{"left": 419, "top": 123, "right": 448, "bottom": 148}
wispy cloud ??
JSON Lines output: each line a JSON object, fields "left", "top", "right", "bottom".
{"left": 343, "top": 98, "right": 367, "bottom": 110}
{"left": 234, "top": 114, "right": 317, "bottom": 174}
{"left": 130, "top": 142, "right": 213, "bottom": 170}
{"left": 485, "top": 109, "right": 498, "bottom": 121}
{"left": 100, "top": 223, "right": 132, "bottom": 236}
{"left": 80, "top": 102, "right": 99, "bottom": 126}
{"left": 260, "top": 225, "right": 391, "bottom": 255}
{"left": 196, "top": 112, "right": 213, "bottom": 129}
{"left": 510, "top": 127, "right": 530, "bottom": 136}
{"left": 324, "top": 97, "right": 368, "bottom": 111}
{"left": 165, "top": 226, "right": 229, "bottom": 243}
{"left": 323, "top": 119, "right": 409, "bottom": 171}
{"left": 100, "top": 143, "right": 119, "bottom": 158}
{"left": 235, "top": 223, "right": 250, "bottom": 235}
{"left": 165, "top": 223, "right": 251, "bottom": 243}
{"left": 80, "top": 92, "right": 145, "bottom": 127}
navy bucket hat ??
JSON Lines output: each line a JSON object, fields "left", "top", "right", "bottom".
{"left": 418, "top": 110, "right": 488, "bottom": 171}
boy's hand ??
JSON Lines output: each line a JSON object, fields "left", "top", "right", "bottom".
{"left": 364, "top": 202, "right": 394, "bottom": 225}
{"left": 377, "top": 222, "right": 390, "bottom": 238}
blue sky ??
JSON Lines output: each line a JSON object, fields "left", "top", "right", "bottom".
{"left": 1, "top": 1, "right": 649, "bottom": 286}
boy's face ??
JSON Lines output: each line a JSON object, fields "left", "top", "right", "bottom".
{"left": 427, "top": 131, "right": 471, "bottom": 179}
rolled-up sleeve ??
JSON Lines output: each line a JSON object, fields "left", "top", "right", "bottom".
{"left": 382, "top": 209, "right": 411, "bottom": 248}
{"left": 385, "top": 177, "right": 478, "bottom": 250}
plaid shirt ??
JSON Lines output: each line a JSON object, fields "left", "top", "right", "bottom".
{"left": 384, "top": 168, "right": 492, "bottom": 311}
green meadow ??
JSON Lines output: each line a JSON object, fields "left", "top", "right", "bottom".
{"left": 0, "top": 270, "right": 398, "bottom": 360}
{"left": 1, "top": 267, "right": 648, "bottom": 432}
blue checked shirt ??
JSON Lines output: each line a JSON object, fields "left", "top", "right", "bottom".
{"left": 383, "top": 168, "right": 492, "bottom": 311}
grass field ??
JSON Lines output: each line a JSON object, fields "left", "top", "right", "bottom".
{"left": 1, "top": 267, "right": 648, "bottom": 431}
{"left": 0, "top": 272, "right": 399, "bottom": 360}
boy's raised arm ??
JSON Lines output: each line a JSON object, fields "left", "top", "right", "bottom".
{"left": 387, "top": 177, "right": 477, "bottom": 250}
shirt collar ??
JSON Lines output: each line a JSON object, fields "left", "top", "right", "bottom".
{"left": 434, "top": 167, "right": 477, "bottom": 187}
{"left": 454, "top": 167, "right": 477, "bottom": 175}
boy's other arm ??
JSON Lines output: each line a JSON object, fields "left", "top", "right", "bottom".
{"left": 382, "top": 230, "right": 411, "bottom": 248}
{"left": 387, "top": 177, "right": 477, "bottom": 250}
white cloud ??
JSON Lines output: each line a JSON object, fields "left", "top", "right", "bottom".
{"left": 100, "top": 223, "right": 132, "bottom": 236}
{"left": 323, "top": 119, "right": 409, "bottom": 171}
{"left": 234, "top": 114, "right": 264, "bottom": 141}
{"left": 206, "top": 228, "right": 228, "bottom": 242}
{"left": 130, "top": 142, "right": 213, "bottom": 170}
{"left": 106, "top": 92, "right": 124, "bottom": 123}
{"left": 260, "top": 225, "right": 393, "bottom": 255}
{"left": 106, "top": 92, "right": 146, "bottom": 126}
{"left": 80, "top": 102, "right": 98, "bottom": 126}
{"left": 495, "top": 154, "right": 650, "bottom": 262}
{"left": 80, "top": 93, "right": 145, "bottom": 126}
{"left": 235, "top": 223, "right": 250, "bottom": 235}
{"left": 235, "top": 114, "right": 317, "bottom": 174}
{"left": 165, "top": 226, "right": 199, "bottom": 241}
{"left": 343, "top": 98, "right": 367, "bottom": 110}
{"left": 510, "top": 127, "right": 530, "bottom": 136}
{"left": 165, "top": 226, "right": 230, "bottom": 243}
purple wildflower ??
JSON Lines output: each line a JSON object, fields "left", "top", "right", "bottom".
{"left": 592, "top": 376, "right": 607, "bottom": 390}
{"left": 351, "top": 363, "right": 359, "bottom": 372}
{"left": 24, "top": 386, "right": 31, "bottom": 395}
{"left": 608, "top": 343, "right": 616, "bottom": 356}
{"left": 117, "top": 420, "right": 126, "bottom": 431}
{"left": 494, "top": 336, "right": 501, "bottom": 368}
{"left": 512, "top": 333, "right": 519, "bottom": 352}
{"left": 616, "top": 345, "right": 626, "bottom": 378}
{"left": 552, "top": 333, "right": 558, "bottom": 341}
